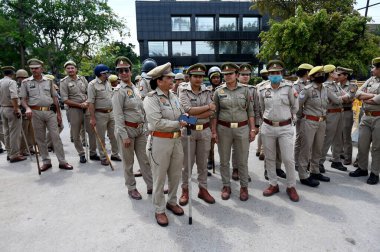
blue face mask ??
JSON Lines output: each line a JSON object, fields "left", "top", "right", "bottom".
{"left": 268, "top": 75, "right": 283, "bottom": 84}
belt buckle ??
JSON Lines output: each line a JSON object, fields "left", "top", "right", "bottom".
{"left": 137, "top": 123, "right": 143, "bottom": 128}
{"left": 42, "top": 107, "right": 49, "bottom": 111}
{"left": 319, "top": 117, "right": 324, "bottom": 122}
{"left": 196, "top": 125, "right": 203, "bottom": 131}
{"left": 230, "top": 123, "right": 238, "bottom": 128}
{"left": 272, "top": 121, "right": 280, "bottom": 127}
{"left": 367, "top": 111, "right": 372, "bottom": 116}
{"left": 173, "top": 132, "right": 180, "bottom": 138}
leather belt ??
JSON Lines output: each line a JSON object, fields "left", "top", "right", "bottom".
{"left": 125, "top": 121, "right": 143, "bottom": 128}
{"left": 327, "top": 108, "right": 343, "bottom": 113}
{"left": 95, "top": 108, "right": 112, "bottom": 113}
{"left": 263, "top": 118, "right": 292, "bottom": 127}
{"left": 190, "top": 122, "right": 210, "bottom": 131}
{"left": 151, "top": 131, "right": 181, "bottom": 139}
{"left": 217, "top": 120, "right": 248, "bottom": 128}
{"left": 303, "top": 114, "right": 326, "bottom": 122}
{"left": 30, "top": 106, "right": 50, "bottom": 111}
{"left": 364, "top": 111, "right": 380, "bottom": 116}
{"left": 343, "top": 107, "right": 352, "bottom": 111}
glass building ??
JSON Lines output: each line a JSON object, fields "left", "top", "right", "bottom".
{"left": 136, "top": 0, "right": 269, "bottom": 72}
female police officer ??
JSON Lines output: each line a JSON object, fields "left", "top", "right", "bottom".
{"left": 143, "top": 63, "right": 187, "bottom": 227}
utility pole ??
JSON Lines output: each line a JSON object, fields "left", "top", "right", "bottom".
{"left": 365, "top": 0, "right": 370, "bottom": 17}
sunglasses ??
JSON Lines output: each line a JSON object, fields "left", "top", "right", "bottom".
{"left": 117, "top": 68, "right": 130, "bottom": 74}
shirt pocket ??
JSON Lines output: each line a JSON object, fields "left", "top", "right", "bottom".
{"left": 280, "top": 94, "right": 290, "bottom": 105}
{"left": 68, "top": 83, "right": 79, "bottom": 93}
{"left": 237, "top": 94, "right": 247, "bottom": 109}
{"left": 43, "top": 83, "right": 51, "bottom": 96}
{"left": 28, "top": 87, "right": 39, "bottom": 96}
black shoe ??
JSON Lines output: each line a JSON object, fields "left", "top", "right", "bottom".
{"left": 310, "top": 173, "right": 330, "bottom": 182}
{"left": 367, "top": 173, "right": 379, "bottom": 185}
{"left": 0, "top": 148, "right": 4, "bottom": 154}
{"left": 111, "top": 155, "right": 122, "bottom": 161}
{"left": 80, "top": 155, "right": 87, "bottom": 163}
{"left": 207, "top": 171, "right": 212, "bottom": 176}
{"left": 255, "top": 151, "right": 260, "bottom": 157}
{"left": 331, "top": 162, "right": 347, "bottom": 171}
{"left": 319, "top": 164, "right": 325, "bottom": 173}
{"left": 48, "top": 147, "right": 53, "bottom": 152}
{"left": 300, "top": 177, "right": 320, "bottom": 187}
{"left": 89, "top": 154, "right": 101, "bottom": 161}
{"left": 276, "top": 169, "right": 286, "bottom": 179}
{"left": 295, "top": 165, "right": 299, "bottom": 172}
{"left": 349, "top": 168, "right": 368, "bottom": 177}
{"left": 7, "top": 155, "right": 10, "bottom": 161}
{"left": 70, "top": 137, "right": 74, "bottom": 143}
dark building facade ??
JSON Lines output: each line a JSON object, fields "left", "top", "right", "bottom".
{"left": 135, "top": 0, "right": 269, "bottom": 72}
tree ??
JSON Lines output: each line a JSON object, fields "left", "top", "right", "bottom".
{"left": 80, "top": 42, "right": 140, "bottom": 78}
{"left": 1, "top": 0, "right": 125, "bottom": 73}
{"left": 258, "top": 7, "right": 380, "bottom": 77}
{"left": 250, "top": 0, "right": 356, "bottom": 20}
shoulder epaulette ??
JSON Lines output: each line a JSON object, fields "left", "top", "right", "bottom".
{"left": 147, "top": 90, "right": 157, "bottom": 97}
{"left": 304, "top": 84, "right": 313, "bottom": 90}
{"left": 60, "top": 76, "right": 68, "bottom": 82}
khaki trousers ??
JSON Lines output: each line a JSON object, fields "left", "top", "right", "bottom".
{"left": 94, "top": 112, "right": 118, "bottom": 160}
{"left": 68, "top": 108, "right": 97, "bottom": 156}
{"left": 2, "top": 107, "right": 22, "bottom": 158}
{"left": 116, "top": 130, "right": 152, "bottom": 191}
{"left": 294, "top": 119, "right": 302, "bottom": 167}
{"left": 217, "top": 125, "right": 250, "bottom": 187}
{"left": 147, "top": 135, "right": 183, "bottom": 214}
{"left": 261, "top": 123, "right": 296, "bottom": 187}
{"left": 181, "top": 128, "right": 211, "bottom": 189}
{"left": 298, "top": 119, "right": 326, "bottom": 179}
{"left": 31, "top": 110, "right": 66, "bottom": 165}
{"left": 358, "top": 115, "right": 380, "bottom": 175}
{"left": 20, "top": 116, "right": 34, "bottom": 153}
{"left": 320, "top": 112, "right": 344, "bottom": 164}
{"left": 0, "top": 108, "right": 4, "bottom": 148}
{"left": 342, "top": 110, "right": 354, "bottom": 161}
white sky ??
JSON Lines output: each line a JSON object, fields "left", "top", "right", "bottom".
{"left": 107, "top": 0, "right": 380, "bottom": 56}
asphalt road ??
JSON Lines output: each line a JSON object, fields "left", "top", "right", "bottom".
{"left": 0, "top": 110, "right": 379, "bottom": 252}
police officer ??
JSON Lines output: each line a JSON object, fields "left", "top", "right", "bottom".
{"left": 258, "top": 60, "right": 299, "bottom": 202}
{"left": 60, "top": 60, "right": 99, "bottom": 163}
{"left": 256, "top": 69, "right": 269, "bottom": 160}
{"left": 20, "top": 59, "right": 73, "bottom": 171}
{"left": 319, "top": 65, "right": 353, "bottom": 172}
{"left": 212, "top": 62, "right": 255, "bottom": 201}
{"left": 207, "top": 66, "right": 222, "bottom": 171}
{"left": 230, "top": 63, "right": 260, "bottom": 181}
{"left": 297, "top": 66, "right": 348, "bottom": 187}
{"left": 336, "top": 67, "right": 358, "bottom": 165}
{"left": 172, "top": 73, "right": 185, "bottom": 94}
{"left": 15, "top": 69, "right": 34, "bottom": 156}
{"left": 112, "top": 56, "right": 153, "bottom": 199}
{"left": 88, "top": 64, "right": 121, "bottom": 166}
{"left": 178, "top": 63, "right": 215, "bottom": 206}
{"left": 0, "top": 66, "right": 26, "bottom": 162}
{"left": 144, "top": 62, "right": 186, "bottom": 227}
{"left": 349, "top": 57, "right": 380, "bottom": 185}
{"left": 293, "top": 63, "right": 313, "bottom": 170}
{"left": 138, "top": 58, "right": 157, "bottom": 100}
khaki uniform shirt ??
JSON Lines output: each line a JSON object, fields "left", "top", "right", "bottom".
{"left": 293, "top": 79, "right": 308, "bottom": 94}
{"left": 143, "top": 87, "right": 184, "bottom": 132}
{"left": 112, "top": 81, "right": 144, "bottom": 140}
{"left": 0, "top": 76, "right": 19, "bottom": 106}
{"left": 341, "top": 80, "right": 358, "bottom": 108}
{"left": 60, "top": 75, "right": 88, "bottom": 103}
{"left": 20, "top": 76, "right": 56, "bottom": 106}
{"left": 213, "top": 82, "right": 254, "bottom": 122}
{"left": 138, "top": 78, "right": 151, "bottom": 99}
{"left": 258, "top": 80, "right": 298, "bottom": 121}
{"left": 248, "top": 85, "right": 261, "bottom": 125}
{"left": 87, "top": 77, "right": 113, "bottom": 109}
{"left": 298, "top": 83, "right": 343, "bottom": 117}
{"left": 179, "top": 83, "right": 212, "bottom": 125}
{"left": 323, "top": 80, "right": 346, "bottom": 110}
{"left": 356, "top": 76, "right": 380, "bottom": 111}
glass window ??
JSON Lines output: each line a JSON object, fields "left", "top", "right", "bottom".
{"left": 196, "top": 41, "right": 215, "bottom": 55}
{"left": 243, "top": 17, "right": 259, "bottom": 31}
{"left": 241, "top": 41, "right": 259, "bottom": 54}
{"left": 172, "top": 41, "right": 192, "bottom": 56}
{"left": 148, "top": 41, "right": 168, "bottom": 56}
{"left": 195, "top": 17, "right": 214, "bottom": 31}
{"left": 219, "top": 41, "right": 237, "bottom": 54}
{"left": 219, "top": 17, "right": 237, "bottom": 31}
{"left": 171, "top": 16, "right": 191, "bottom": 31}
